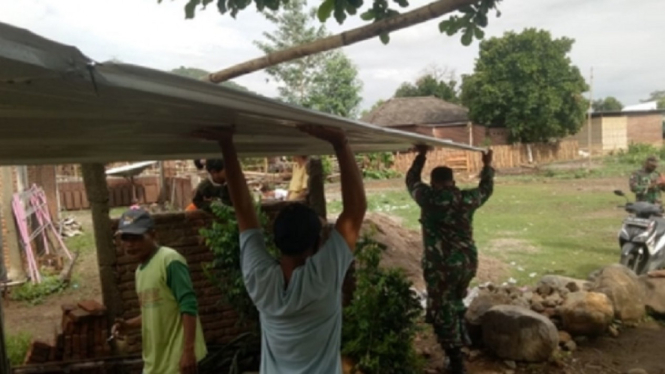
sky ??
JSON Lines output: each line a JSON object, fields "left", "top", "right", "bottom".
{"left": 1, "top": 0, "right": 663, "bottom": 111}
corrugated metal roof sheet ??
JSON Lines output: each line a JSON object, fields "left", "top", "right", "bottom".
{"left": 0, "top": 22, "right": 483, "bottom": 165}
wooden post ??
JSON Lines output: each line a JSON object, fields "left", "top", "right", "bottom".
{"left": 158, "top": 161, "right": 167, "bottom": 205}
{"left": 306, "top": 157, "right": 326, "bottom": 220}
{"left": 0, "top": 289, "right": 9, "bottom": 374}
{"left": 2, "top": 166, "right": 26, "bottom": 281}
{"left": 81, "top": 163, "right": 123, "bottom": 349}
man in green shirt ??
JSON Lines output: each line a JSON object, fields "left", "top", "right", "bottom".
{"left": 630, "top": 156, "right": 665, "bottom": 204}
{"left": 112, "top": 209, "right": 207, "bottom": 374}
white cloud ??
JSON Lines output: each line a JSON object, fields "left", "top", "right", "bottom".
{"left": 1, "top": 0, "right": 664, "bottom": 109}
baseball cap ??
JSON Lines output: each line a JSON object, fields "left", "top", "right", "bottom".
{"left": 116, "top": 208, "right": 154, "bottom": 236}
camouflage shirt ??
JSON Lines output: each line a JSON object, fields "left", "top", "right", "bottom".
{"left": 629, "top": 169, "right": 665, "bottom": 204}
{"left": 406, "top": 155, "right": 495, "bottom": 251}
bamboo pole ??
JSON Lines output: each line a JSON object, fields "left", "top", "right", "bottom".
{"left": 207, "top": 0, "right": 477, "bottom": 83}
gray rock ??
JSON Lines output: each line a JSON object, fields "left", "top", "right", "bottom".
{"left": 544, "top": 292, "right": 562, "bottom": 307}
{"left": 466, "top": 291, "right": 512, "bottom": 326}
{"left": 482, "top": 305, "right": 559, "bottom": 362}
{"left": 590, "top": 264, "right": 645, "bottom": 323}
{"left": 563, "top": 340, "right": 577, "bottom": 352}
{"left": 504, "top": 360, "right": 517, "bottom": 369}
{"left": 561, "top": 291, "right": 614, "bottom": 336}
{"left": 626, "top": 369, "right": 648, "bottom": 374}
{"left": 638, "top": 274, "right": 665, "bottom": 316}
{"left": 539, "top": 275, "right": 590, "bottom": 293}
{"left": 537, "top": 283, "right": 553, "bottom": 297}
{"left": 531, "top": 301, "right": 545, "bottom": 313}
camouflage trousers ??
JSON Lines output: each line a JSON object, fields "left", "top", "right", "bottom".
{"left": 423, "top": 245, "right": 478, "bottom": 349}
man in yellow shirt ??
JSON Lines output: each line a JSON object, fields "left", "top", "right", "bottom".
{"left": 288, "top": 155, "right": 309, "bottom": 201}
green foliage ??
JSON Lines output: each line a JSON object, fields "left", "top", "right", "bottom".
{"left": 461, "top": 28, "right": 588, "bottom": 144}
{"left": 395, "top": 67, "right": 459, "bottom": 103}
{"left": 255, "top": 0, "right": 362, "bottom": 118}
{"left": 592, "top": 96, "right": 623, "bottom": 112}
{"left": 642, "top": 90, "right": 665, "bottom": 109}
{"left": 342, "top": 232, "right": 423, "bottom": 373}
{"left": 180, "top": 0, "right": 501, "bottom": 45}
{"left": 169, "top": 66, "right": 250, "bottom": 92}
{"left": 308, "top": 52, "right": 363, "bottom": 118}
{"left": 360, "top": 99, "right": 386, "bottom": 119}
{"left": 200, "top": 203, "right": 278, "bottom": 328}
{"left": 6, "top": 332, "right": 32, "bottom": 366}
{"left": 10, "top": 276, "right": 67, "bottom": 305}
{"left": 356, "top": 152, "right": 401, "bottom": 180}
{"left": 612, "top": 143, "right": 665, "bottom": 165}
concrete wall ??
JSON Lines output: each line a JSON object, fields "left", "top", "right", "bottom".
{"left": 627, "top": 113, "right": 663, "bottom": 146}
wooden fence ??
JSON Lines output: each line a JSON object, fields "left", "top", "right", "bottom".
{"left": 58, "top": 176, "right": 193, "bottom": 211}
{"left": 393, "top": 140, "right": 580, "bottom": 176}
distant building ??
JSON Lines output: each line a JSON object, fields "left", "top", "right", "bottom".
{"left": 361, "top": 96, "right": 509, "bottom": 146}
{"left": 574, "top": 109, "right": 664, "bottom": 154}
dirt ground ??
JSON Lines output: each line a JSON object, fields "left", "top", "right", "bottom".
{"left": 416, "top": 320, "right": 665, "bottom": 373}
{"left": 3, "top": 211, "right": 102, "bottom": 342}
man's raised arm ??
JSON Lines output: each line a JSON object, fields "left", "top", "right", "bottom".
{"left": 300, "top": 126, "right": 366, "bottom": 251}
{"left": 193, "top": 128, "right": 259, "bottom": 232}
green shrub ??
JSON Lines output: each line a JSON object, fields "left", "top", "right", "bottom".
{"left": 614, "top": 143, "right": 663, "bottom": 165}
{"left": 342, "top": 232, "right": 424, "bottom": 374}
{"left": 200, "top": 203, "right": 278, "bottom": 328}
{"left": 10, "top": 276, "right": 67, "bottom": 305}
{"left": 6, "top": 331, "right": 31, "bottom": 366}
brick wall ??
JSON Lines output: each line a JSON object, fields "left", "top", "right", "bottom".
{"left": 111, "top": 203, "right": 287, "bottom": 354}
{"left": 627, "top": 113, "right": 663, "bottom": 146}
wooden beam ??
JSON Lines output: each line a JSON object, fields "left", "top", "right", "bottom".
{"left": 306, "top": 157, "right": 326, "bottom": 220}
{"left": 1, "top": 166, "right": 26, "bottom": 281}
{"left": 81, "top": 163, "right": 123, "bottom": 352}
{"left": 0, "top": 262, "right": 10, "bottom": 374}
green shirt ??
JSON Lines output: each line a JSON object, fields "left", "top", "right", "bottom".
{"left": 136, "top": 247, "right": 207, "bottom": 374}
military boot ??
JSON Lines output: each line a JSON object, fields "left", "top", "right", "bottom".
{"left": 444, "top": 347, "right": 467, "bottom": 374}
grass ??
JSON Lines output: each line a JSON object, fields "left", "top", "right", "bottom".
{"left": 6, "top": 331, "right": 31, "bottom": 366}
{"left": 329, "top": 176, "right": 621, "bottom": 285}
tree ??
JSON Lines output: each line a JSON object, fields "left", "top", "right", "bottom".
{"left": 592, "top": 96, "right": 623, "bottom": 112}
{"left": 169, "top": 66, "right": 249, "bottom": 91}
{"left": 256, "top": 0, "right": 362, "bottom": 118}
{"left": 461, "top": 29, "right": 588, "bottom": 152}
{"left": 307, "top": 52, "right": 363, "bottom": 118}
{"left": 642, "top": 90, "right": 665, "bottom": 109}
{"left": 395, "top": 66, "right": 459, "bottom": 103}
{"left": 182, "top": 0, "right": 503, "bottom": 83}
{"left": 254, "top": 0, "right": 329, "bottom": 105}
{"left": 360, "top": 99, "right": 387, "bottom": 118}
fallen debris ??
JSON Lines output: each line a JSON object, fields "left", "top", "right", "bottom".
{"left": 23, "top": 301, "right": 111, "bottom": 364}
{"left": 57, "top": 217, "right": 84, "bottom": 238}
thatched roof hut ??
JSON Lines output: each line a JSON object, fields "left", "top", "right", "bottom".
{"left": 361, "top": 96, "right": 469, "bottom": 127}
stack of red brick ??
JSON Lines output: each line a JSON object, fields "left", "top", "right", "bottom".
{"left": 24, "top": 300, "right": 111, "bottom": 364}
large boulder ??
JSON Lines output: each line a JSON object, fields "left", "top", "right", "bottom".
{"left": 466, "top": 291, "right": 513, "bottom": 325}
{"left": 539, "top": 275, "right": 590, "bottom": 293}
{"left": 590, "top": 264, "right": 645, "bottom": 323}
{"left": 639, "top": 274, "right": 665, "bottom": 316}
{"left": 560, "top": 291, "right": 614, "bottom": 336}
{"left": 481, "top": 305, "right": 559, "bottom": 362}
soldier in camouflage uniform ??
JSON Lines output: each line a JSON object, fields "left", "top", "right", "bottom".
{"left": 630, "top": 156, "right": 665, "bottom": 204}
{"left": 406, "top": 145, "right": 494, "bottom": 374}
